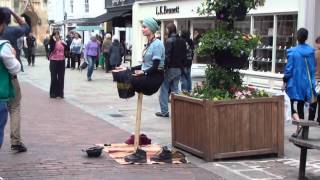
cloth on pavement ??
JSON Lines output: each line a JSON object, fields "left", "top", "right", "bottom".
{"left": 99, "top": 143, "right": 189, "bottom": 165}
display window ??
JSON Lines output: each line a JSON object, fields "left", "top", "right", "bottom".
{"left": 275, "top": 15, "right": 297, "bottom": 73}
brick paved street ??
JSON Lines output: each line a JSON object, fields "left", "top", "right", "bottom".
{"left": 0, "top": 82, "right": 222, "bottom": 180}
{"left": 0, "top": 57, "right": 320, "bottom": 180}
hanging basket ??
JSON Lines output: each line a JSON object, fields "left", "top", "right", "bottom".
{"left": 215, "top": 7, "right": 230, "bottom": 21}
{"left": 214, "top": 50, "right": 248, "bottom": 69}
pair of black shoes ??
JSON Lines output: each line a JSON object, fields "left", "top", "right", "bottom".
{"left": 124, "top": 146, "right": 172, "bottom": 164}
{"left": 11, "top": 143, "right": 27, "bottom": 153}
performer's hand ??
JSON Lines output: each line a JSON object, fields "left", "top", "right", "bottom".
{"left": 115, "top": 66, "right": 126, "bottom": 70}
{"left": 134, "top": 70, "right": 144, "bottom": 75}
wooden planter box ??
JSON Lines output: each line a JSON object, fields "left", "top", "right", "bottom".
{"left": 171, "top": 94, "right": 284, "bottom": 161}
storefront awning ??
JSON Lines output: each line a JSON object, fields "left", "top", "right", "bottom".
{"left": 75, "top": 26, "right": 103, "bottom": 31}
{"left": 90, "top": 9, "right": 132, "bottom": 24}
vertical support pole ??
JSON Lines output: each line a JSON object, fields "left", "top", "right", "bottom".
{"left": 134, "top": 93, "right": 143, "bottom": 150}
{"left": 298, "top": 126, "right": 309, "bottom": 179}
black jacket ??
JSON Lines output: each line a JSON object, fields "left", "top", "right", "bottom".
{"left": 165, "top": 34, "right": 187, "bottom": 69}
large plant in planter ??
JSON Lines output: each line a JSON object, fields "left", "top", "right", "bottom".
{"left": 192, "top": 0, "right": 265, "bottom": 99}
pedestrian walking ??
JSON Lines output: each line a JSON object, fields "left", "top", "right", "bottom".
{"left": 43, "top": 32, "right": 50, "bottom": 59}
{"left": 26, "top": 32, "right": 36, "bottom": 66}
{"left": 84, "top": 36, "right": 100, "bottom": 81}
{"left": 65, "top": 31, "right": 74, "bottom": 68}
{"left": 180, "top": 30, "right": 194, "bottom": 93}
{"left": 48, "top": 31, "right": 67, "bottom": 98}
{"left": 307, "top": 36, "right": 320, "bottom": 123}
{"left": 2, "top": 7, "right": 29, "bottom": 152}
{"left": 109, "top": 37, "right": 124, "bottom": 70}
{"left": 95, "top": 34, "right": 103, "bottom": 69}
{"left": 0, "top": 7, "right": 21, "bottom": 149}
{"left": 283, "top": 28, "right": 316, "bottom": 126}
{"left": 156, "top": 22, "right": 187, "bottom": 117}
{"left": 70, "top": 32, "right": 82, "bottom": 70}
{"left": 102, "top": 33, "right": 112, "bottom": 72}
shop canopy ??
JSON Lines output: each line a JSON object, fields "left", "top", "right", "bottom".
{"left": 90, "top": 9, "right": 132, "bottom": 24}
{"left": 75, "top": 26, "right": 103, "bottom": 31}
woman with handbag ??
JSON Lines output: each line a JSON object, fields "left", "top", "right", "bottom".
{"left": 283, "top": 28, "right": 317, "bottom": 135}
{"left": 48, "top": 31, "right": 68, "bottom": 98}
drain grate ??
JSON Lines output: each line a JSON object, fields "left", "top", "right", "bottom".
{"left": 108, "top": 114, "right": 124, "bottom": 117}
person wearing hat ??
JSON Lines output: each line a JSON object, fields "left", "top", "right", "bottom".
{"left": 112, "top": 17, "right": 165, "bottom": 163}
{"left": 102, "top": 33, "right": 112, "bottom": 72}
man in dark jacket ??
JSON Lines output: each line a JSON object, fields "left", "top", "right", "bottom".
{"left": 26, "top": 32, "right": 36, "bottom": 66}
{"left": 180, "top": 30, "right": 194, "bottom": 93}
{"left": 65, "top": 31, "right": 74, "bottom": 68}
{"left": 2, "top": 7, "right": 29, "bottom": 152}
{"left": 156, "top": 23, "right": 187, "bottom": 117}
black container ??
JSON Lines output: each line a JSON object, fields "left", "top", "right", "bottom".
{"left": 82, "top": 146, "right": 104, "bottom": 157}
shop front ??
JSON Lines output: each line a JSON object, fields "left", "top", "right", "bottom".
{"left": 132, "top": 0, "right": 320, "bottom": 90}
{"left": 102, "top": 0, "right": 135, "bottom": 51}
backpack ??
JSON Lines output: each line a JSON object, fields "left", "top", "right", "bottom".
{"left": 0, "top": 42, "right": 15, "bottom": 101}
{"left": 186, "top": 42, "right": 193, "bottom": 62}
{"left": 26, "top": 36, "right": 35, "bottom": 48}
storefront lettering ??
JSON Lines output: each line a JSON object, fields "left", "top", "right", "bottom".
{"left": 110, "top": 0, "right": 134, "bottom": 7}
{"left": 156, "top": 6, "right": 179, "bottom": 15}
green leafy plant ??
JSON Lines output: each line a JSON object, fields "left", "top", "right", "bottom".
{"left": 197, "top": 28, "right": 260, "bottom": 58}
{"left": 198, "top": 0, "right": 265, "bottom": 24}
{"left": 186, "top": 0, "right": 268, "bottom": 101}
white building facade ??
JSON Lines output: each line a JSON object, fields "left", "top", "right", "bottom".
{"left": 48, "top": 0, "right": 106, "bottom": 43}
{"left": 132, "top": 0, "right": 320, "bottom": 90}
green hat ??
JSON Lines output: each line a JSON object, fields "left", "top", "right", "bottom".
{"left": 143, "top": 17, "right": 159, "bottom": 33}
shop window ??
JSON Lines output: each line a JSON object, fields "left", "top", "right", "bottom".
{"left": 275, "top": 15, "right": 297, "bottom": 73}
{"left": 192, "top": 20, "right": 215, "bottom": 64}
{"left": 252, "top": 16, "right": 274, "bottom": 72}
{"left": 234, "top": 17, "right": 251, "bottom": 70}
{"left": 234, "top": 17, "right": 251, "bottom": 34}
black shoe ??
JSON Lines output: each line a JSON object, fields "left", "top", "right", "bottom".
{"left": 172, "top": 150, "right": 187, "bottom": 163}
{"left": 151, "top": 146, "right": 172, "bottom": 163}
{"left": 155, "top": 112, "right": 169, "bottom": 117}
{"left": 124, "top": 148, "right": 147, "bottom": 163}
{"left": 11, "top": 143, "right": 27, "bottom": 152}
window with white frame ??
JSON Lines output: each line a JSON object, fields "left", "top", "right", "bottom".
{"left": 85, "top": 0, "right": 89, "bottom": 13}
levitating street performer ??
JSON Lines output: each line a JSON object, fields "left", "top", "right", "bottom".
{"left": 112, "top": 17, "right": 165, "bottom": 163}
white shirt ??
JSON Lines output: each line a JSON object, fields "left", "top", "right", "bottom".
{"left": 0, "top": 40, "right": 21, "bottom": 75}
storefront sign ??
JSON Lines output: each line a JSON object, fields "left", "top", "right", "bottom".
{"left": 156, "top": 6, "right": 179, "bottom": 15}
{"left": 106, "top": 0, "right": 135, "bottom": 8}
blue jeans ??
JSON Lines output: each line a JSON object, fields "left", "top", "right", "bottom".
{"left": 159, "top": 68, "right": 181, "bottom": 113}
{"left": 0, "top": 101, "right": 8, "bottom": 148}
{"left": 87, "top": 56, "right": 97, "bottom": 80}
{"left": 181, "top": 67, "right": 192, "bottom": 93}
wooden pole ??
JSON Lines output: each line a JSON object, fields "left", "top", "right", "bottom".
{"left": 134, "top": 93, "right": 143, "bottom": 150}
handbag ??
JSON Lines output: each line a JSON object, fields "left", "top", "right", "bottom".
{"left": 315, "top": 81, "right": 320, "bottom": 94}
{"left": 304, "top": 57, "right": 317, "bottom": 103}
{"left": 80, "top": 61, "right": 88, "bottom": 70}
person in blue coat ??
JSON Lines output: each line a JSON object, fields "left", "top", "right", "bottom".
{"left": 283, "top": 28, "right": 316, "bottom": 121}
